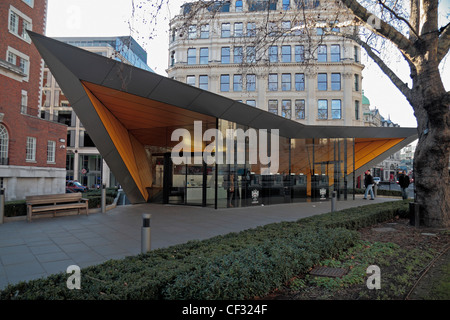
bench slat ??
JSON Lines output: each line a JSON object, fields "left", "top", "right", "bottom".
{"left": 31, "top": 203, "right": 88, "bottom": 213}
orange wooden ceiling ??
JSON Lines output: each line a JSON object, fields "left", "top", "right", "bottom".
{"left": 81, "top": 81, "right": 216, "bottom": 147}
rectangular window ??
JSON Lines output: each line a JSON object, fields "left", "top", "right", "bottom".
{"left": 331, "top": 73, "right": 341, "bottom": 91}
{"left": 199, "top": 47, "right": 209, "bottom": 64}
{"left": 318, "top": 100, "right": 328, "bottom": 120}
{"left": 354, "top": 46, "right": 359, "bottom": 62}
{"left": 47, "top": 140, "right": 56, "bottom": 163}
{"left": 220, "top": 75, "right": 230, "bottom": 92}
{"left": 221, "top": 47, "right": 230, "bottom": 64}
{"left": 7, "top": 48, "right": 30, "bottom": 79}
{"left": 221, "top": 23, "right": 231, "bottom": 37}
{"left": 318, "top": 73, "right": 327, "bottom": 91}
{"left": 246, "top": 74, "right": 256, "bottom": 91}
{"left": 269, "top": 46, "right": 278, "bottom": 63}
{"left": 186, "top": 75, "right": 195, "bottom": 86}
{"left": 234, "top": 22, "right": 243, "bottom": 37}
{"left": 246, "top": 46, "right": 256, "bottom": 63}
{"left": 234, "top": 46, "right": 243, "bottom": 63}
{"left": 22, "top": 20, "right": 31, "bottom": 41}
{"left": 281, "top": 73, "right": 291, "bottom": 91}
{"left": 268, "top": 100, "right": 278, "bottom": 115}
{"left": 200, "top": 24, "right": 209, "bottom": 38}
{"left": 295, "top": 73, "right": 305, "bottom": 91}
{"left": 199, "top": 75, "right": 208, "bottom": 90}
{"left": 187, "top": 48, "right": 196, "bottom": 65}
{"left": 330, "top": 44, "right": 340, "bottom": 62}
{"left": 281, "top": 100, "right": 292, "bottom": 119}
{"left": 281, "top": 45, "right": 291, "bottom": 62}
{"left": 21, "top": 90, "right": 27, "bottom": 114}
{"left": 318, "top": 45, "right": 327, "bottom": 62}
{"left": 355, "top": 100, "right": 360, "bottom": 120}
{"left": 26, "top": 137, "right": 36, "bottom": 161}
{"left": 233, "top": 74, "right": 242, "bottom": 91}
{"left": 331, "top": 100, "right": 342, "bottom": 119}
{"left": 354, "top": 74, "right": 359, "bottom": 91}
{"left": 268, "top": 74, "right": 278, "bottom": 91}
{"left": 7, "top": 51, "right": 16, "bottom": 65}
{"left": 295, "top": 100, "right": 306, "bottom": 119}
{"left": 281, "top": 21, "right": 291, "bottom": 34}
{"left": 246, "top": 100, "right": 256, "bottom": 107}
{"left": 295, "top": 45, "right": 305, "bottom": 62}
{"left": 188, "top": 25, "right": 197, "bottom": 39}
{"left": 268, "top": 22, "right": 277, "bottom": 37}
{"left": 19, "top": 57, "right": 28, "bottom": 74}
{"left": 247, "top": 23, "right": 256, "bottom": 37}
{"left": 282, "top": 0, "right": 290, "bottom": 10}
{"left": 9, "top": 11, "right": 19, "bottom": 34}
{"left": 235, "top": 0, "right": 243, "bottom": 11}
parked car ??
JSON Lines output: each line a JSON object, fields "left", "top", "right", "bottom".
{"left": 66, "top": 180, "right": 88, "bottom": 193}
{"left": 373, "top": 177, "right": 381, "bottom": 185}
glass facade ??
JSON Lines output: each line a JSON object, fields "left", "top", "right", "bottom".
{"left": 146, "top": 118, "right": 356, "bottom": 208}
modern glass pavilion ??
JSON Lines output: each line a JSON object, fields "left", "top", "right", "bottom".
{"left": 29, "top": 32, "right": 417, "bottom": 209}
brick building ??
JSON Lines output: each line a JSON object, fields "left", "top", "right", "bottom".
{"left": 0, "top": 0, "right": 67, "bottom": 201}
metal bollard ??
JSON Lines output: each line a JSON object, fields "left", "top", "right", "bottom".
{"left": 331, "top": 191, "right": 336, "bottom": 212}
{"left": 0, "top": 188, "right": 4, "bottom": 224}
{"left": 141, "top": 213, "right": 151, "bottom": 253}
{"left": 101, "top": 184, "right": 106, "bottom": 213}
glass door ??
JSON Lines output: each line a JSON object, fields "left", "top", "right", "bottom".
{"left": 185, "top": 154, "right": 203, "bottom": 206}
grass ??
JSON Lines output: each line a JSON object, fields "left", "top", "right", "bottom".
{"left": 284, "top": 238, "right": 444, "bottom": 300}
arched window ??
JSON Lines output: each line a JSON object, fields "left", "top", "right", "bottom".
{"left": 0, "top": 125, "right": 9, "bottom": 165}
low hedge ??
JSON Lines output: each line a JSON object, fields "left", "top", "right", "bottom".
{"left": 351, "top": 188, "right": 402, "bottom": 197}
{"left": 4, "top": 200, "right": 27, "bottom": 217}
{"left": 0, "top": 200, "right": 410, "bottom": 300}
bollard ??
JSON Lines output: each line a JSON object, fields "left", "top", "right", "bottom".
{"left": 101, "top": 184, "right": 106, "bottom": 213}
{"left": 331, "top": 191, "right": 336, "bottom": 212}
{"left": 0, "top": 188, "right": 4, "bottom": 224}
{"left": 141, "top": 213, "right": 151, "bottom": 253}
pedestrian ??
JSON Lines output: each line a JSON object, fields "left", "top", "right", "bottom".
{"left": 398, "top": 170, "right": 410, "bottom": 200}
{"left": 363, "top": 170, "right": 375, "bottom": 200}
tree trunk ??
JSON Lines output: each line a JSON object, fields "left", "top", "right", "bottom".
{"left": 411, "top": 65, "right": 450, "bottom": 227}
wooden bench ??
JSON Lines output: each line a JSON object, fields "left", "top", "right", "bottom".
{"left": 26, "top": 193, "right": 89, "bottom": 222}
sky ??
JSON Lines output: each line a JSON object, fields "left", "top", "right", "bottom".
{"left": 45, "top": 0, "right": 450, "bottom": 129}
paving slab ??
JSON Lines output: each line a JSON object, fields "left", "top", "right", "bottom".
{"left": 0, "top": 196, "right": 398, "bottom": 290}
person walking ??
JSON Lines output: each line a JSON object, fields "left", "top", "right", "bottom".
{"left": 398, "top": 170, "right": 410, "bottom": 200}
{"left": 363, "top": 170, "right": 375, "bottom": 200}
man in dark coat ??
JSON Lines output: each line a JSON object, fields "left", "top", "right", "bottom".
{"left": 363, "top": 170, "right": 375, "bottom": 200}
{"left": 398, "top": 170, "right": 410, "bottom": 200}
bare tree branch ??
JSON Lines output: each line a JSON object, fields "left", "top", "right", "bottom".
{"left": 334, "top": 31, "right": 412, "bottom": 101}
{"left": 438, "top": 22, "right": 450, "bottom": 62}
{"left": 340, "top": 0, "right": 417, "bottom": 62}
{"left": 377, "top": 0, "right": 420, "bottom": 39}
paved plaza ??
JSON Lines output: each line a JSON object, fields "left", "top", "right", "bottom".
{"left": 0, "top": 196, "right": 398, "bottom": 290}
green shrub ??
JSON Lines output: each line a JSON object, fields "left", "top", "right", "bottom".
{"left": 351, "top": 188, "right": 402, "bottom": 197}
{"left": 85, "top": 196, "right": 115, "bottom": 209}
{"left": 4, "top": 200, "right": 27, "bottom": 217}
{"left": 0, "top": 200, "right": 410, "bottom": 300}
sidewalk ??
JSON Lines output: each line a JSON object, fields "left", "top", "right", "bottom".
{"left": 0, "top": 196, "right": 398, "bottom": 290}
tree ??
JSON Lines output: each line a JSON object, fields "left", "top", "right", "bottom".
{"left": 133, "top": 0, "right": 449, "bottom": 227}
{"left": 339, "top": 0, "right": 449, "bottom": 227}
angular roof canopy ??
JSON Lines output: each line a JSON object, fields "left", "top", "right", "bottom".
{"left": 29, "top": 31, "right": 417, "bottom": 203}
